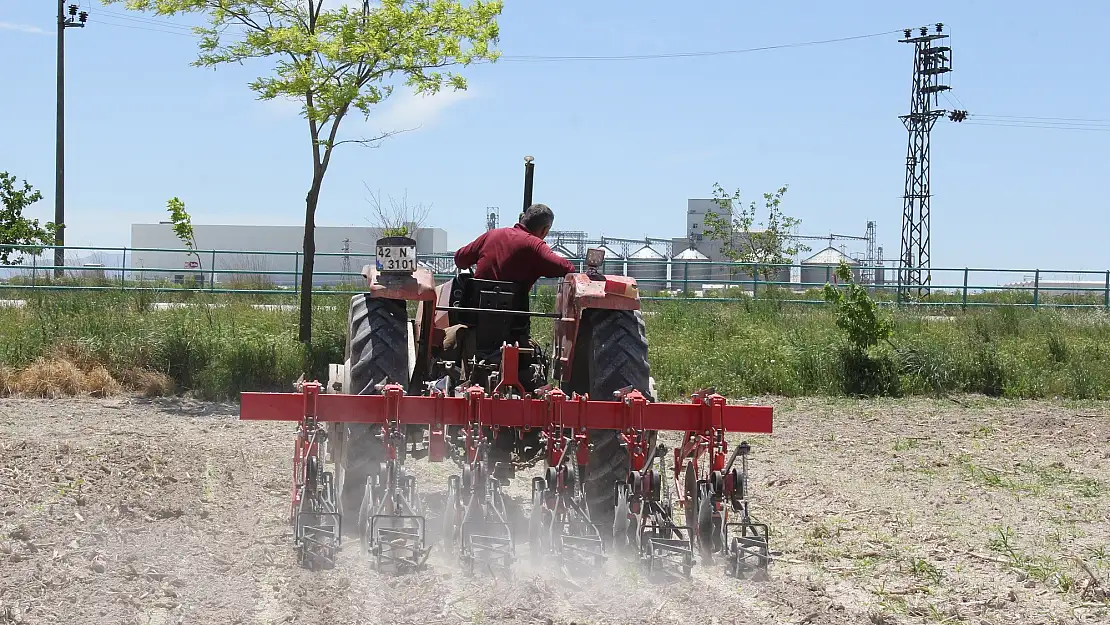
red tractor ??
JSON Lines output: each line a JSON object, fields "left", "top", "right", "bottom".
{"left": 240, "top": 157, "right": 773, "bottom": 579}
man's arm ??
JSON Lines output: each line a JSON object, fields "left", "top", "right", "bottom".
{"left": 454, "top": 231, "right": 487, "bottom": 269}
{"left": 530, "top": 238, "right": 576, "bottom": 277}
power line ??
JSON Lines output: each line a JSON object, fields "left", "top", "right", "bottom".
{"left": 964, "top": 121, "right": 1110, "bottom": 133}
{"left": 94, "top": 8, "right": 198, "bottom": 30}
{"left": 495, "top": 29, "right": 903, "bottom": 62}
{"left": 91, "top": 17, "right": 201, "bottom": 37}
{"left": 971, "top": 114, "right": 1110, "bottom": 126}
{"left": 83, "top": 15, "right": 901, "bottom": 61}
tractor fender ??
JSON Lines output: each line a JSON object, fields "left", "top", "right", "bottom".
{"left": 552, "top": 272, "right": 642, "bottom": 383}
{"left": 361, "top": 264, "right": 438, "bottom": 302}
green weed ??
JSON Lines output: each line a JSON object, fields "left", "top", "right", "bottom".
{"left": 908, "top": 557, "right": 944, "bottom": 584}
{"left": 893, "top": 438, "right": 923, "bottom": 452}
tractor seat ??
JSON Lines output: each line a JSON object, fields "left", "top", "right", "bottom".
{"left": 449, "top": 275, "right": 531, "bottom": 353}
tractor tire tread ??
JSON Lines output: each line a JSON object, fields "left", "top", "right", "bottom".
{"left": 582, "top": 309, "right": 651, "bottom": 534}
{"left": 338, "top": 295, "right": 409, "bottom": 523}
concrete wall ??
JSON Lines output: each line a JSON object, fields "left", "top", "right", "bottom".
{"left": 130, "top": 223, "right": 449, "bottom": 286}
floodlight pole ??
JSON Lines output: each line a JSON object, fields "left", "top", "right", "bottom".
{"left": 56, "top": 1, "right": 87, "bottom": 278}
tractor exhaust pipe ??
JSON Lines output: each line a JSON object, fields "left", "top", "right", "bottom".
{"left": 522, "top": 155, "right": 535, "bottom": 210}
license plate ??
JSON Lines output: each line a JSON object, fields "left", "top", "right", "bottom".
{"left": 376, "top": 244, "right": 417, "bottom": 272}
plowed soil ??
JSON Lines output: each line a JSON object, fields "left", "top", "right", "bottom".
{"left": 1, "top": 396, "right": 1108, "bottom": 625}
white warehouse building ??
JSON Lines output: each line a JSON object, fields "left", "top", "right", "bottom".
{"left": 130, "top": 223, "right": 449, "bottom": 286}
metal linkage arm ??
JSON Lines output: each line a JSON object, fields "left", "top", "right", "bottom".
{"left": 240, "top": 384, "right": 773, "bottom": 435}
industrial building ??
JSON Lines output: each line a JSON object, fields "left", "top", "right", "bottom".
{"left": 800, "top": 247, "right": 862, "bottom": 287}
{"left": 535, "top": 196, "right": 884, "bottom": 295}
{"left": 130, "top": 223, "right": 449, "bottom": 286}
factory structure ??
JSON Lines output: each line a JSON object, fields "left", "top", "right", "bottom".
{"left": 129, "top": 223, "right": 449, "bottom": 286}
{"left": 537, "top": 199, "right": 884, "bottom": 294}
{"left": 120, "top": 197, "right": 880, "bottom": 294}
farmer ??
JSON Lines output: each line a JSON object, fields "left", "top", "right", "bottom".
{"left": 452, "top": 203, "right": 574, "bottom": 290}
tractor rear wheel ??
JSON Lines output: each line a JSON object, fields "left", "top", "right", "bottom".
{"left": 574, "top": 309, "right": 652, "bottom": 540}
{"left": 335, "top": 295, "right": 410, "bottom": 531}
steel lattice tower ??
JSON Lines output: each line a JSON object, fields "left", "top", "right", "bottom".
{"left": 898, "top": 24, "right": 952, "bottom": 298}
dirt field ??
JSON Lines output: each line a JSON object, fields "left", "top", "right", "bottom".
{"left": 1, "top": 396, "right": 1108, "bottom": 625}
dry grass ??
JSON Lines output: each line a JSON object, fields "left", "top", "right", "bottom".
{"left": 0, "top": 358, "right": 176, "bottom": 399}
{"left": 85, "top": 366, "right": 122, "bottom": 397}
{"left": 16, "top": 358, "right": 87, "bottom": 398}
{"left": 123, "top": 369, "right": 175, "bottom": 398}
{"left": 0, "top": 358, "right": 149, "bottom": 398}
{"left": 0, "top": 365, "right": 14, "bottom": 397}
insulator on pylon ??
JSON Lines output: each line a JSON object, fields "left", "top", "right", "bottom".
{"left": 69, "top": 4, "right": 78, "bottom": 16}
{"left": 78, "top": 11, "right": 88, "bottom": 23}
{"left": 936, "top": 23, "right": 944, "bottom": 33}
{"left": 904, "top": 28, "right": 912, "bottom": 38}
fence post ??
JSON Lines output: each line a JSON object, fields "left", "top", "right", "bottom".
{"left": 896, "top": 270, "right": 902, "bottom": 305}
{"left": 32, "top": 252, "right": 37, "bottom": 286}
{"left": 121, "top": 247, "right": 127, "bottom": 289}
{"left": 294, "top": 252, "right": 300, "bottom": 294}
{"left": 1105, "top": 270, "right": 1109, "bottom": 310}
{"left": 209, "top": 250, "right": 216, "bottom": 291}
{"left": 962, "top": 267, "right": 968, "bottom": 310}
{"left": 752, "top": 264, "right": 759, "bottom": 298}
{"left": 683, "top": 261, "right": 689, "bottom": 294}
{"left": 1033, "top": 269, "right": 1040, "bottom": 308}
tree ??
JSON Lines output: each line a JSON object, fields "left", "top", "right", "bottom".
{"left": 823, "top": 260, "right": 899, "bottom": 396}
{"left": 365, "top": 185, "right": 431, "bottom": 238}
{"left": 701, "top": 183, "right": 810, "bottom": 282}
{"left": 166, "top": 196, "right": 202, "bottom": 270}
{"left": 109, "top": 0, "right": 502, "bottom": 343}
{"left": 0, "top": 172, "right": 58, "bottom": 266}
{"left": 822, "top": 260, "right": 893, "bottom": 351}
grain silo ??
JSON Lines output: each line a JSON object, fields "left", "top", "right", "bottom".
{"left": 672, "top": 247, "right": 712, "bottom": 289}
{"left": 533, "top": 244, "right": 577, "bottom": 291}
{"left": 800, "top": 246, "right": 860, "bottom": 288}
{"left": 627, "top": 245, "right": 667, "bottom": 292}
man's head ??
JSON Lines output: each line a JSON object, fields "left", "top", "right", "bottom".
{"left": 519, "top": 203, "right": 555, "bottom": 238}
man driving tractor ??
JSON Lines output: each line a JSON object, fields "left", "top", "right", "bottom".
{"left": 453, "top": 203, "right": 575, "bottom": 288}
{"left": 448, "top": 202, "right": 575, "bottom": 355}
{"left": 449, "top": 203, "right": 574, "bottom": 481}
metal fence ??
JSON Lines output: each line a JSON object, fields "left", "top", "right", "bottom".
{"left": 2, "top": 244, "right": 1110, "bottom": 309}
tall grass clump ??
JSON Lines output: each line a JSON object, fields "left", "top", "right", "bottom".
{"left": 0, "top": 290, "right": 346, "bottom": 399}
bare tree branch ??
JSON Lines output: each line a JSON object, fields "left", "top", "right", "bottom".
{"left": 330, "top": 127, "right": 416, "bottom": 149}
{"left": 364, "top": 185, "right": 432, "bottom": 237}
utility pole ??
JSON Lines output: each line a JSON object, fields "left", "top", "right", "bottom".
{"left": 863, "top": 220, "right": 877, "bottom": 284}
{"left": 897, "top": 23, "right": 953, "bottom": 298}
{"left": 56, "top": 2, "right": 88, "bottom": 278}
{"left": 341, "top": 238, "right": 351, "bottom": 282}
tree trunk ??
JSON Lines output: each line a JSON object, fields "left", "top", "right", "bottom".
{"left": 298, "top": 174, "right": 323, "bottom": 344}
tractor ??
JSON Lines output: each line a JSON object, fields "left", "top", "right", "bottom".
{"left": 239, "top": 156, "right": 773, "bottom": 578}
{"left": 326, "top": 157, "right": 652, "bottom": 564}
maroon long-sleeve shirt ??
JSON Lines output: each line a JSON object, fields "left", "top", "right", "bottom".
{"left": 454, "top": 224, "right": 575, "bottom": 291}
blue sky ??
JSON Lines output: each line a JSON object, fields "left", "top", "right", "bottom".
{"left": 2, "top": 1, "right": 1108, "bottom": 272}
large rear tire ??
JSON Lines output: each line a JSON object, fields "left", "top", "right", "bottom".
{"left": 335, "top": 295, "right": 410, "bottom": 529}
{"left": 574, "top": 309, "right": 652, "bottom": 539}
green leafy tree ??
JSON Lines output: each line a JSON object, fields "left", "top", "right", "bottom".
{"left": 0, "top": 172, "right": 58, "bottom": 265}
{"left": 166, "top": 196, "right": 202, "bottom": 270}
{"left": 701, "top": 183, "right": 809, "bottom": 281}
{"left": 108, "top": 0, "right": 502, "bottom": 343}
{"left": 823, "top": 260, "right": 899, "bottom": 396}
{"left": 823, "top": 260, "right": 893, "bottom": 350}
